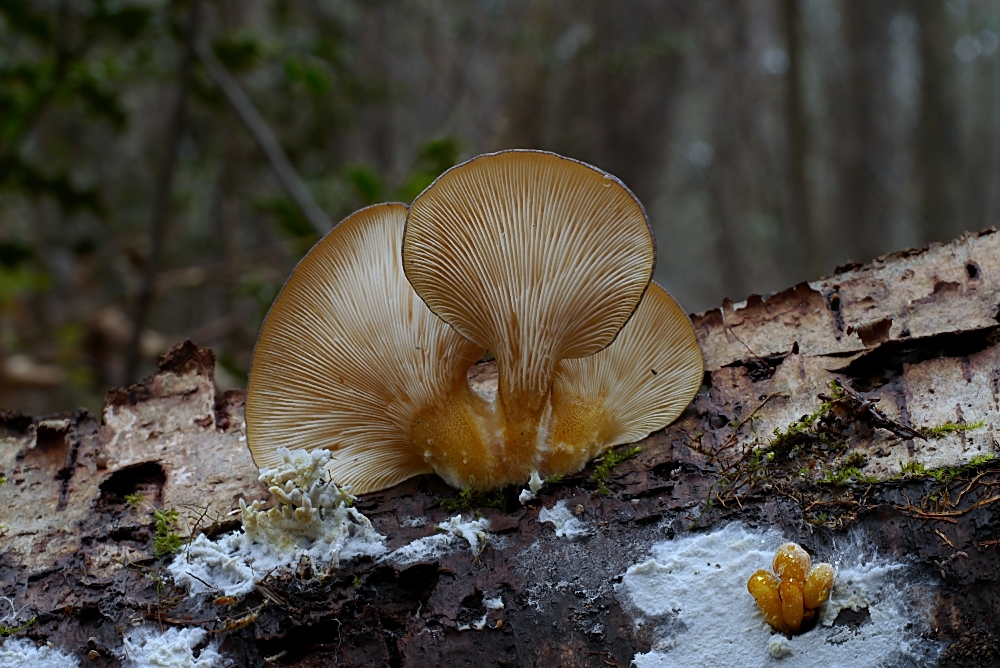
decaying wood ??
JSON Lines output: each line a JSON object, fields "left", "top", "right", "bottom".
{"left": 2, "top": 230, "right": 1000, "bottom": 666}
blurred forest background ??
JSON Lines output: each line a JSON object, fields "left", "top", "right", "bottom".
{"left": 1, "top": 0, "right": 999, "bottom": 415}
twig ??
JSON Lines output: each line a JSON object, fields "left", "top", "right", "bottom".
{"left": 718, "top": 391, "right": 788, "bottom": 456}
{"left": 954, "top": 471, "right": 992, "bottom": 507}
{"left": 894, "top": 493, "right": 1000, "bottom": 520}
{"left": 934, "top": 528, "right": 956, "bottom": 549}
{"left": 195, "top": 40, "right": 331, "bottom": 235}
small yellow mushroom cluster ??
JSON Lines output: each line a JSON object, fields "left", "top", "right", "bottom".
{"left": 747, "top": 543, "right": 835, "bottom": 634}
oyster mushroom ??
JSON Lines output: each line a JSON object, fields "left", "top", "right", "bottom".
{"left": 403, "top": 150, "right": 700, "bottom": 487}
{"left": 246, "top": 203, "right": 484, "bottom": 493}
{"left": 248, "top": 150, "right": 703, "bottom": 493}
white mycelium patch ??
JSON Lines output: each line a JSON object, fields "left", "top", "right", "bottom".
{"left": 122, "top": 626, "right": 225, "bottom": 668}
{"left": 538, "top": 500, "right": 591, "bottom": 540}
{"left": 386, "top": 515, "right": 491, "bottom": 566}
{"left": 169, "top": 448, "right": 386, "bottom": 597}
{"left": 616, "top": 523, "right": 942, "bottom": 668}
{"left": 170, "top": 449, "right": 494, "bottom": 597}
{"left": 0, "top": 638, "right": 81, "bottom": 668}
{"left": 518, "top": 470, "right": 545, "bottom": 504}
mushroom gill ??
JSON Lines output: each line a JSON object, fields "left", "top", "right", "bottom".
{"left": 246, "top": 203, "right": 484, "bottom": 494}
{"left": 546, "top": 283, "right": 704, "bottom": 474}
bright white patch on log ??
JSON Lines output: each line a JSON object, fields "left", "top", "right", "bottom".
{"left": 385, "top": 515, "right": 491, "bottom": 566}
{"left": 519, "top": 470, "right": 545, "bottom": 504}
{"left": 400, "top": 516, "right": 428, "bottom": 528}
{"left": 169, "top": 448, "right": 386, "bottom": 597}
{"left": 538, "top": 500, "right": 591, "bottom": 540}
{"left": 616, "top": 523, "right": 943, "bottom": 668}
{"left": 122, "top": 626, "right": 225, "bottom": 668}
{"left": 169, "top": 449, "right": 490, "bottom": 597}
{"left": 0, "top": 638, "right": 81, "bottom": 668}
{"left": 483, "top": 596, "right": 504, "bottom": 610}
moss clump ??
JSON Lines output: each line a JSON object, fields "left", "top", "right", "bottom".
{"left": 0, "top": 617, "right": 36, "bottom": 637}
{"left": 818, "top": 451, "right": 880, "bottom": 484}
{"left": 124, "top": 492, "right": 144, "bottom": 507}
{"left": 898, "top": 460, "right": 928, "bottom": 476}
{"left": 440, "top": 477, "right": 506, "bottom": 512}
{"left": 592, "top": 445, "right": 642, "bottom": 496}
{"left": 921, "top": 419, "right": 986, "bottom": 439}
{"left": 767, "top": 381, "right": 847, "bottom": 457}
{"left": 152, "top": 508, "right": 183, "bottom": 558}
{"left": 819, "top": 465, "right": 879, "bottom": 485}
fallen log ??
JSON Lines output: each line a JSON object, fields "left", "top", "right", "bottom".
{"left": 2, "top": 229, "right": 999, "bottom": 667}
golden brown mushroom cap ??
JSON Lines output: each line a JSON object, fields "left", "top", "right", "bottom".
{"left": 402, "top": 150, "right": 655, "bottom": 413}
{"left": 547, "top": 283, "right": 703, "bottom": 467}
{"left": 246, "top": 203, "right": 484, "bottom": 494}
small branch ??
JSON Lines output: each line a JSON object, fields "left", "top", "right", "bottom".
{"left": 194, "top": 40, "right": 331, "bottom": 235}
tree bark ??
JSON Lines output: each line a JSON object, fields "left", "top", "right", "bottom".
{"left": 3, "top": 229, "right": 1000, "bottom": 666}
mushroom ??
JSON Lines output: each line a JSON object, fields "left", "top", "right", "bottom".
{"left": 247, "top": 150, "right": 704, "bottom": 493}
{"left": 246, "top": 203, "right": 485, "bottom": 493}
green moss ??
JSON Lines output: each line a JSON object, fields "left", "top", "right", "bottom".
{"left": 893, "top": 453, "right": 997, "bottom": 483}
{"left": 440, "top": 477, "right": 505, "bottom": 512}
{"left": 124, "top": 491, "right": 144, "bottom": 507}
{"left": 592, "top": 445, "right": 642, "bottom": 496}
{"left": 0, "top": 617, "right": 36, "bottom": 637}
{"left": 842, "top": 451, "right": 868, "bottom": 468}
{"left": 921, "top": 419, "right": 986, "bottom": 438}
{"left": 898, "top": 460, "right": 928, "bottom": 476}
{"left": 818, "top": 465, "right": 879, "bottom": 485}
{"left": 767, "top": 381, "right": 846, "bottom": 456}
{"left": 152, "top": 508, "right": 182, "bottom": 558}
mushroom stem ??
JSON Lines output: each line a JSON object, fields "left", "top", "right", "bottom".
{"left": 410, "top": 371, "right": 553, "bottom": 489}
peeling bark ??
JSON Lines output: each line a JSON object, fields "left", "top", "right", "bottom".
{"left": 3, "top": 231, "right": 1000, "bottom": 667}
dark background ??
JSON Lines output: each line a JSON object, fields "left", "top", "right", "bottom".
{"left": 1, "top": 0, "right": 998, "bottom": 414}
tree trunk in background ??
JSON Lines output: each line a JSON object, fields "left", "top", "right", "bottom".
{"left": 124, "top": 0, "right": 202, "bottom": 384}
{"left": 915, "top": 0, "right": 962, "bottom": 246}
{"left": 707, "top": 1, "right": 753, "bottom": 299}
{"left": 3, "top": 229, "right": 1000, "bottom": 667}
{"left": 781, "top": 0, "right": 817, "bottom": 275}
{"left": 840, "top": 1, "right": 896, "bottom": 265}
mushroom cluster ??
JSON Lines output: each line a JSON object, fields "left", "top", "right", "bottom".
{"left": 748, "top": 543, "right": 836, "bottom": 634}
{"left": 246, "top": 150, "right": 704, "bottom": 493}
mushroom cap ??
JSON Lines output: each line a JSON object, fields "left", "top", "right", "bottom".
{"left": 402, "top": 149, "right": 655, "bottom": 409}
{"left": 548, "top": 282, "right": 703, "bottom": 461}
{"left": 246, "top": 203, "right": 484, "bottom": 494}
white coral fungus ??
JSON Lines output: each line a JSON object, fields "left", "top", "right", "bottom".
{"left": 169, "top": 448, "right": 386, "bottom": 597}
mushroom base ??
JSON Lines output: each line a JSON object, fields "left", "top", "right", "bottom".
{"left": 410, "top": 368, "right": 612, "bottom": 490}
